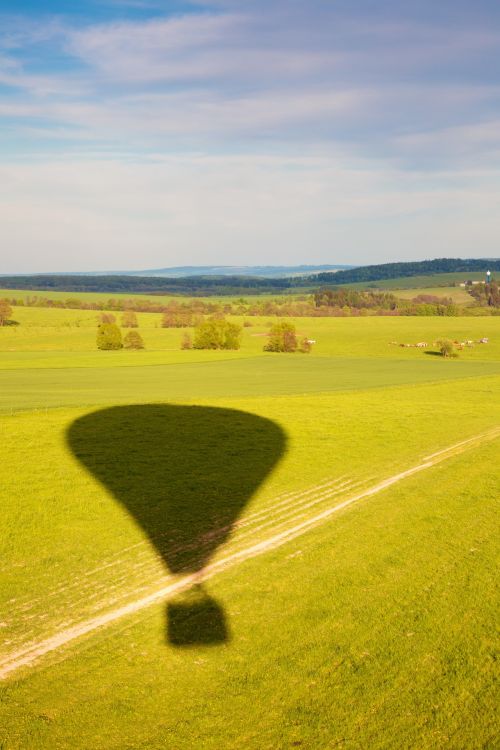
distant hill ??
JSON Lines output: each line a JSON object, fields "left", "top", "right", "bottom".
{"left": 64, "top": 264, "right": 354, "bottom": 279}
{"left": 0, "top": 274, "right": 293, "bottom": 296}
{"left": 314, "top": 258, "right": 500, "bottom": 286}
{"left": 1, "top": 258, "right": 498, "bottom": 296}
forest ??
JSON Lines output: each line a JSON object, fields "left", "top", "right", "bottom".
{"left": 1, "top": 258, "right": 499, "bottom": 296}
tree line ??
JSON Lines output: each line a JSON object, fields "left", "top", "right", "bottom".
{"left": 312, "top": 258, "right": 500, "bottom": 285}
{"left": 2, "top": 277, "right": 499, "bottom": 326}
{"left": 1, "top": 259, "right": 499, "bottom": 296}
{"left": 0, "top": 274, "right": 293, "bottom": 295}
{"left": 96, "top": 315, "right": 313, "bottom": 354}
{"left": 468, "top": 281, "right": 500, "bottom": 308}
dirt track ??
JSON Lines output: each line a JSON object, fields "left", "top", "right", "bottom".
{"left": 1, "top": 426, "right": 498, "bottom": 680}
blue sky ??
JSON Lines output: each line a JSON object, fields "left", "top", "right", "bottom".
{"left": 1, "top": 1, "right": 499, "bottom": 272}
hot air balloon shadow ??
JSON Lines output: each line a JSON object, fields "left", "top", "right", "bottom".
{"left": 67, "top": 404, "right": 286, "bottom": 647}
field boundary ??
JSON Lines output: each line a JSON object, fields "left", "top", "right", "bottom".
{"left": 1, "top": 425, "right": 499, "bottom": 681}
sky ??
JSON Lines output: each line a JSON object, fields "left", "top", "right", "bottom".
{"left": 1, "top": 0, "right": 500, "bottom": 273}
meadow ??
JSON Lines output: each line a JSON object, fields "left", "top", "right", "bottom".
{"left": 344, "top": 271, "right": 488, "bottom": 291}
{"left": 392, "top": 286, "right": 474, "bottom": 304}
{"left": 0, "top": 274, "right": 483, "bottom": 306}
{"left": 0, "top": 299, "right": 499, "bottom": 749}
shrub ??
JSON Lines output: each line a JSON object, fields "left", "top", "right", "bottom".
{"left": 0, "top": 299, "right": 13, "bottom": 326}
{"left": 193, "top": 318, "right": 242, "bottom": 350}
{"left": 161, "top": 311, "right": 194, "bottom": 328}
{"left": 121, "top": 311, "right": 138, "bottom": 328}
{"left": 437, "top": 339, "right": 457, "bottom": 358}
{"left": 98, "top": 312, "right": 116, "bottom": 324}
{"left": 97, "top": 323, "right": 123, "bottom": 350}
{"left": 123, "top": 330, "right": 144, "bottom": 349}
{"left": 264, "top": 321, "right": 298, "bottom": 352}
{"left": 181, "top": 332, "right": 193, "bottom": 350}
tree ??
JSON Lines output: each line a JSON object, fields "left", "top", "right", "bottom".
{"left": 161, "top": 311, "right": 193, "bottom": 328}
{"left": 181, "top": 332, "right": 193, "bottom": 350}
{"left": 314, "top": 288, "right": 398, "bottom": 311}
{"left": 121, "top": 311, "right": 138, "bottom": 328}
{"left": 193, "top": 318, "right": 242, "bottom": 350}
{"left": 0, "top": 299, "right": 13, "bottom": 326}
{"left": 123, "top": 330, "right": 144, "bottom": 349}
{"left": 97, "top": 323, "right": 123, "bottom": 350}
{"left": 468, "top": 280, "right": 500, "bottom": 308}
{"left": 99, "top": 312, "right": 116, "bottom": 324}
{"left": 264, "top": 321, "right": 298, "bottom": 352}
{"left": 437, "top": 339, "right": 457, "bottom": 358}
{"left": 299, "top": 337, "right": 313, "bottom": 353}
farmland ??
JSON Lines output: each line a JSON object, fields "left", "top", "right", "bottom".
{"left": 1, "top": 299, "right": 499, "bottom": 749}
{"left": 344, "top": 272, "right": 488, "bottom": 291}
{"left": 392, "top": 286, "right": 474, "bottom": 304}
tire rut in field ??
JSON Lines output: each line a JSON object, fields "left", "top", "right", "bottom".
{"left": 2, "top": 425, "right": 499, "bottom": 680}
{"left": 1, "top": 474, "right": 365, "bottom": 657}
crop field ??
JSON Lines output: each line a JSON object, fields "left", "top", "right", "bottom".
{"left": 0, "top": 287, "right": 285, "bottom": 306}
{"left": 345, "top": 272, "right": 488, "bottom": 291}
{"left": 1, "top": 303, "right": 499, "bottom": 749}
{"left": 393, "top": 286, "right": 474, "bottom": 304}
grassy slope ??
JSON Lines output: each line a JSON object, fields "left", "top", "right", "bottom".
{"left": 1, "top": 435, "right": 498, "bottom": 749}
{"left": 0, "top": 272, "right": 490, "bottom": 304}
{"left": 2, "top": 376, "right": 499, "bottom": 619}
{"left": 1, "top": 306, "right": 498, "bottom": 360}
{"left": 343, "top": 272, "right": 488, "bottom": 290}
{"left": 2, "top": 356, "right": 500, "bottom": 414}
{"left": 0, "top": 307, "right": 498, "bottom": 749}
{"left": 1, "top": 312, "right": 499, "bottom": 414}
{"left": 0, "top": 288, "right": 282, "bottom": 305}
{"left": 394, "top": 286, "right": 474, "bottom": 304}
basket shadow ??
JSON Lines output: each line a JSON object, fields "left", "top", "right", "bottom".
{"left": 67, "top": 404, "right": 286, "bottom": 647}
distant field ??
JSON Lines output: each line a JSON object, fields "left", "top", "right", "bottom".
{"left": 344, "top": 271, "right": 488, "bottom": 290}
{"left": 0, "top": 271, "right": 492, "bottom": 305}
{"left": 0, "top": 306, "right": 498, "bottom": 749}
{"left": 394, "top": 286, "right": 474, "bottom": 304}
{"left": 1, "top": 307, "right": 498, "bottom": 363}
{"left": 0, "top": 287, "right": 286, "bottom": 305}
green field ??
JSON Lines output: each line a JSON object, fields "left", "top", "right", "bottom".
{"left": 1, "top": 304, "right": 499, "bottom": 749}
{"left": 0, "top": 287, "right": 283, "bottom": 306}
{"left": 344, "top": 272, "right": 488, "bottom": 291}
{"left": 393, "top": 286, "right": 474, "bottom": 304}
{"left": 0, "top": 271, "right": 488, "bottom": 306}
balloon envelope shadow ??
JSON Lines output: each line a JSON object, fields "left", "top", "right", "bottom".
{"left": 67, "top": 404, "right": 285, "bottom": 647}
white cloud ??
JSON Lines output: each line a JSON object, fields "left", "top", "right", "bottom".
{"left": 1, "top": 2, "right": 500, "bottom": 269}
{"left": 1, "top": 7, "right": 498, "bottom": 164}
{"left": 394, "top": 119, "right": 500, "bottom": 160}
{"left": 1, "top": 154, "right": 499, "bottom": 272}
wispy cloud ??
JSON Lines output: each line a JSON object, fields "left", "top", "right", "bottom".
{"left": 0, "top": 0, "right": 499, "bottom": 268}
{"left": 1, "top": 5, "right": 499, "bottom": 160}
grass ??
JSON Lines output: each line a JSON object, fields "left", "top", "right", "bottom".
{"left": 1, "top": 417, "right": 498, "bottom": 749}
{"left": 343, "top": 271, "right": 489, "bottom": 290}
{"left": 1, "top": 355, "right": 500, "bottom": 414}
{"left": 0, "top": 288, "right": 285, "bottom": 306}
{"left": 394, "top": 286, "right": 474, "bottom": 304}
{"left": 1, "top": 307, "right": 499, "bottom": 364}
{"left": 0, "top": 271, "right": 492, "bottom": 302}
{"left": 0, "top": 304, "right": 498, "bottom": 748}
